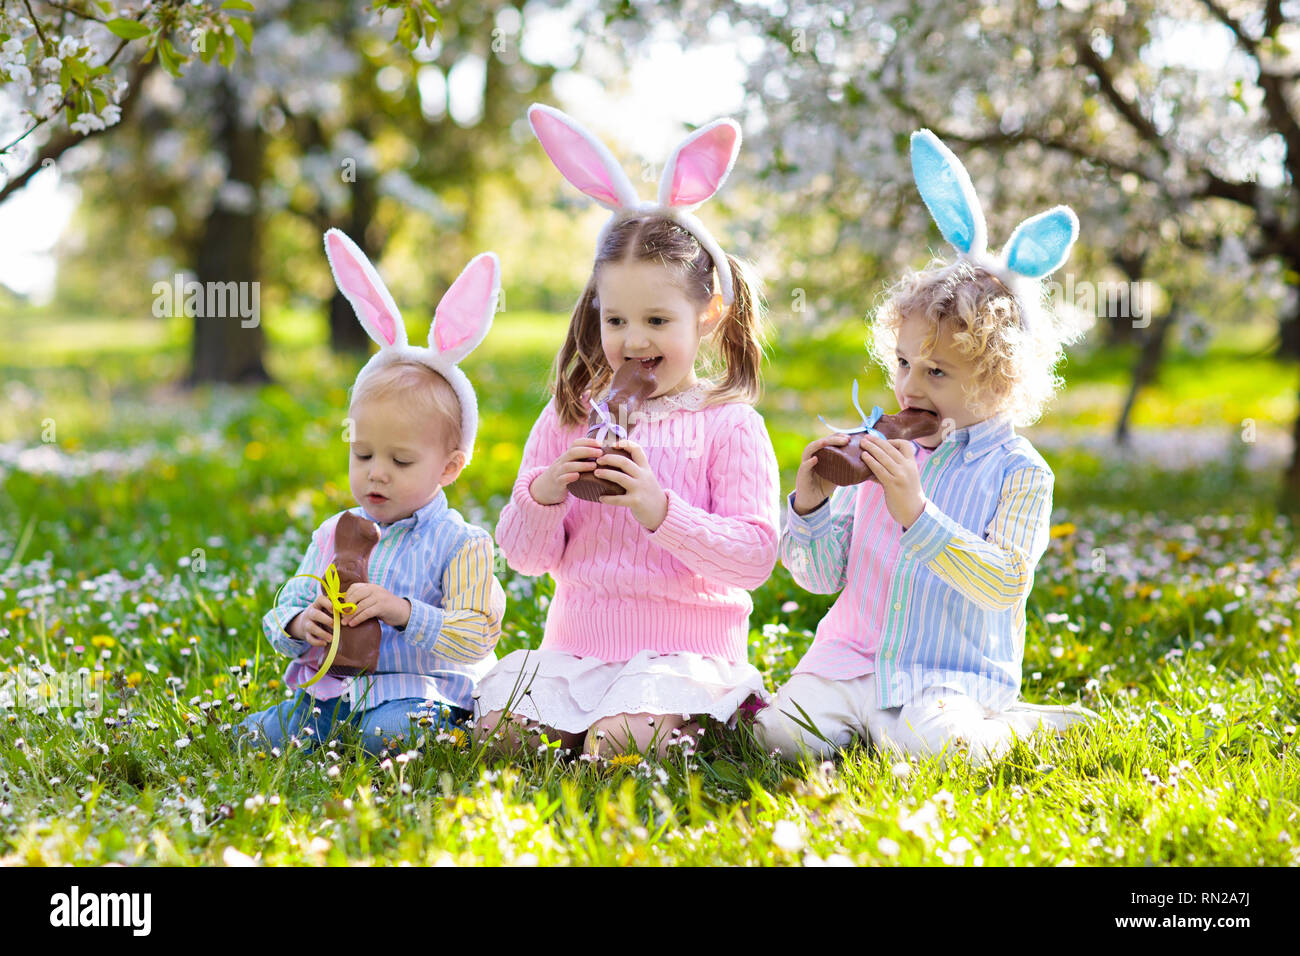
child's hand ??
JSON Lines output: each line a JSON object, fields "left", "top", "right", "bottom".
{"left": 342, "top": 583, "right": 411, "bottom": 629}
{"left": 297, "top": 593, "right": 339, "bottom": 647}
{"left": 793, "top": 434, "right": 849, "bottom": 516}
{"left": 860, "top": 436, "right": 927, "bottom": 528}
{"left": 530, "top": 438, "right": 603, "bottom": 505}
{"left": 595, "top": 439, "right": 669, "bottom": 531}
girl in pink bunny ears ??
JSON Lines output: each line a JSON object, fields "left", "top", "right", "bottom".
{"left": 474, "top": 104, "right": 780, "bottom": 759}
{"left": 239, "top": 230, "right": 508, "bottom": 757}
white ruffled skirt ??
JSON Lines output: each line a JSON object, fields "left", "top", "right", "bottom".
{"left": 472, "top": 648, "right": 767, "bottom": 732}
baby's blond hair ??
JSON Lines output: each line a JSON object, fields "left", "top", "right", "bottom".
{"left": 348, "top": 361, "right": 462, "bottom": 452}
{"left": 869, "top": 259, "right": 1078, "bottom": 427}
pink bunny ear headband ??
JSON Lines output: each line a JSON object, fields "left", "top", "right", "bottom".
{"left": 324, "top": 228, "right": 501, "bottom": 465}
{"left": 527, "top": 103, "right": 742, "bottom": 305}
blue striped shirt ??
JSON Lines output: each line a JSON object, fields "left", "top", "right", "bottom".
{"left": 261, "top": 490, "right": 504, "bottom": 711}
{"left": 787, "top": 415, "right": 1054, "bottom": 711}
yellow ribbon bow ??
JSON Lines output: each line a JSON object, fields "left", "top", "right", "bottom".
{"left": 273, "top": 563, "right": 357, "bottom": 689}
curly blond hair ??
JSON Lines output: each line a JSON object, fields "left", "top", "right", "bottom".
{"left": 868, "top": 259, "right": 1082, "bottom": 427}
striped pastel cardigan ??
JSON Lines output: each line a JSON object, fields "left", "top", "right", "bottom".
{"left": 262, "top": 491, "right": 504, "bottom": 711}
{"left": 781, "top": 414, "right": 1054, "bottom": 711}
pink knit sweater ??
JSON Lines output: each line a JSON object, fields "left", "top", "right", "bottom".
{"left": 495, "top": 385, "right": 780, "bottom": 664}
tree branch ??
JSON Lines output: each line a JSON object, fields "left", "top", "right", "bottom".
{"left": 927, "top": 124, "right": 1150, "bottom": 184}
{"left": 1066, "top": 21, "right": 1292, "bottom": 226}
{"left": 23, "top": 0, "right": 48, "bottom": 46}
{"left": 41, "top": 1, "right": 108, "bottom": 23}
{"left": 1072, "top": 33, "right": 1168, "bottom": 156}
{"left": 1195, "top": 174, "right": 1259, "bottom": 207}
{"left": 0, "top": 30, "right": 135, "bottom": 157}
{"left": 1200, "top": 0, "right": 1257, "bottom": 53}
{"left": 0, "top": 58, "right": 151, "bottom": 204}
{"left": 1264, "top": 0, "right": 1284, "bottom": 39}
{"left": 1200, "top": 0, "right": 1300, "bottom": 190}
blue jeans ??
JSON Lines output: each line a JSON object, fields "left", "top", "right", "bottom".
{"left": 237, "top": 692, "right": 469, "bottom": 757}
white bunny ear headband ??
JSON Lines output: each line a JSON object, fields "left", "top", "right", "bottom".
{"left": 527, "top": 103, "right": 742, "bottom": 304}
{"left": 323, "top": 228, "right": 500, "bottom": 465}
{"left": 910, "top": 129, "right": 1079, "bottom": 331}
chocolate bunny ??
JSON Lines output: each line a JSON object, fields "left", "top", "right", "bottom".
{"left": 813, "top": 381, "right": 939, "bottom": 487}
{"left": 569, "top": 359, "right": 659, "bottom": 502}
{"left": 325, "top": 511, "right": 382, "bottom": 677}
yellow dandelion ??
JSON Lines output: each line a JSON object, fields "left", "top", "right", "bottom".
{"left": 244, "top": 440, "right": 266, "bottom": 461}
{"left": 267, "top": 679, "right": 280, "bottom": 689}
{"left": 5, "top": 608, "right": 30, "bottom": 619}
{"left": 127, "top": 672, "right": 143, "bottom": 688}
{"left": 1049, "top": 523, "right": 1076, "bottom": 539}
{"left": 91, "top": 635, "right": 116, "bottom": 649}
{"left": 606, "top": 753, "right": 642, "bottom": 769}
{"left": 447, "top": 728, "right": 468, "bottom": 748}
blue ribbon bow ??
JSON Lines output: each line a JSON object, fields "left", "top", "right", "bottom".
{"left": 818, "top": 380, "right": 887, "bottom": 440}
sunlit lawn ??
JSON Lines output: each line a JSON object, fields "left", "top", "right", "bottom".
{"left": 0, "top": 305, "right": 1297, "bottom": 865}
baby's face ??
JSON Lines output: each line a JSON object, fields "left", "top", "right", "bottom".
{"left": 348, "top": 397, "right": 464, "bottom": 524}
{"left": 893, "top": 312, "right": 986, "bottom": 448}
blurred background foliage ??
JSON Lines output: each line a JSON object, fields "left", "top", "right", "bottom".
{"left": 1, "top": 0, "right": 1298, "bottom": 502}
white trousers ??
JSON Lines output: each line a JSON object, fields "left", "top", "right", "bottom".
{"left": 755, "top": 672, "right": 1097, "bottom": 766}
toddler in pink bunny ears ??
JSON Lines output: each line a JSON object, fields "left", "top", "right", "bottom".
{"left": 473, "top": 103, "right": 781, "bottom": 761}
{"left": 238, "top": 229, "right": 508, "bottom": 758}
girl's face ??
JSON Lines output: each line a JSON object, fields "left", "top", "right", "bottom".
{"left": 893, "top": 312, "right": 985, "bottom": 448}
{"left": 348, "top": 396, "right": 464, "bottom": 524}
{"left": 595, "top": 259, "right": 723, "bottom": 399}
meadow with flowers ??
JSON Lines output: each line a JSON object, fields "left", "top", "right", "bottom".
{"left": 1, "top": 309, "right": 1297, "bottom": 867}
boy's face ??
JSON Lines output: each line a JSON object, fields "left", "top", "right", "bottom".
{"left": 348, "top": 396, "right": 465, "bottom": 524}
{"left": 893, "top": 312, "right": 986, "bottom": 449}
{"left": 595, "top": 259, "right": 723, "bottom": 399}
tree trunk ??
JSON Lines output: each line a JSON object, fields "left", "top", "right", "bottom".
{"left": 187, "top": 76, "right": 269, "bottom": 385}
{"left": 329, "top": 119, "right": 377, "bottom": 353}
{"left": 1115, "top": 307, "right": 1176, "bottom": 446}
{"left": 1104, "top": 311, "right": 1140, "bottom": 347}
{"left": 330, "top": 287, "right": 374, "bottom": 352}
{"left": 1277, "top": 293, "right": 1300, "bottom": 513}
{"left": 1278, "top": 310, "right": 1300, "bottom": 361}
{"left": 1105, "top": 247, "right": 1147, "bottom": 347}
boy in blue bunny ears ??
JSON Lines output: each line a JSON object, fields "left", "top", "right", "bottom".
{"left": 757, "top": 131, "right": 1098, "bottom": 765}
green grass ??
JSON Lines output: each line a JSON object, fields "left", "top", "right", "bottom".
{"left": 0, "top": 306, "right": 1297, "bottom": 866}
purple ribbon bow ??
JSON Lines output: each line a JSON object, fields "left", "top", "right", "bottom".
{"left": 591, "top": 399, "right": 629, "bottom": 444}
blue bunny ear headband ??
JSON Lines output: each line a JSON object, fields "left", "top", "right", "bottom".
{"left": 910, "top": 129, "right": 1078, "bottom": 332}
